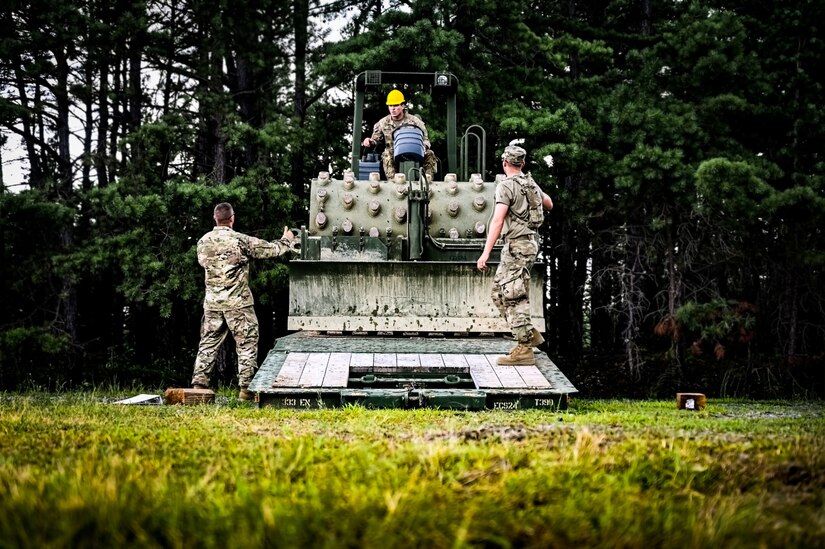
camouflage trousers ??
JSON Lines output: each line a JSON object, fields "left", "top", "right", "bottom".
{"left": 382, "top": 148, "right": 437, "bottom": 178}
{"left": 191, "top": 306, "right": 260, "bottom": 389}
{"left": 492, "top": 238, "right": 538, "bottom": 343}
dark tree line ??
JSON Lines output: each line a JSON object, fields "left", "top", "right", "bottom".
{"left": 1, "top": 0, "right": 823, "bottom": 396}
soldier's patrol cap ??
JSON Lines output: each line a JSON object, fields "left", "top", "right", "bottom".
{"left": 501, "top": 145, "right": 526, "bottom": 166}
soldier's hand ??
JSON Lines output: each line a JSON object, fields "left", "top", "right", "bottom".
{"left": 362, "top": 137, "right": 373, "bottom": 147}
{"left": 282, "top": 226, "right": 295, "bottom": 240}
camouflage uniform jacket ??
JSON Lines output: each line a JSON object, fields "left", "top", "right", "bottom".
{"left": 198, "top": 226, "right": 294, "bottom": 311}
{"left": 495, "top": 173, "right": 541, "bottom": 240}
{"left": 370, "top": 112, "right": 431, "bottom": 150}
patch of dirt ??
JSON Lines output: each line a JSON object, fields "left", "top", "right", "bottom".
{"left": 424, "top": 422, "right": 577, "bottom": 442}
{"left": 709, "top": 402, "right": 825, "bottom": 420}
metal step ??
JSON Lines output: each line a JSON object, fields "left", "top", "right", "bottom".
{"left": 249, "top": 332, "right": 577, "bottom": 410}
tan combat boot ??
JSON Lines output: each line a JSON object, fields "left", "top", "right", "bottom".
{"left": 508, "top": 328, "right": 545, "bottom": 353}
{"left": 497, "top": 343, "right": 536, "bottom": 365}
{"left": 238, "top": 388, "right": 255, "bottom": 401}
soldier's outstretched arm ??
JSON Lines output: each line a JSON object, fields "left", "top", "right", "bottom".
{"left": 242, "top": 229, "right": 298, "bottom": 259}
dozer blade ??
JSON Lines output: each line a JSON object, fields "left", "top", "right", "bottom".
{"left": 287, "top": 260, "right": 545, "bottom": 334}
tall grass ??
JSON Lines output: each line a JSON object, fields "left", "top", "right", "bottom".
{"left": 1, "top": 393, "right": 823, "bottom": 548}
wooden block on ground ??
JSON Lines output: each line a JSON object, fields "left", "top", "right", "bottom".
{"left": 676, "top": 392, "right": 706, "bottom": 411}
{"left": 163, "top": 388, "right": 215, "bottom": 405}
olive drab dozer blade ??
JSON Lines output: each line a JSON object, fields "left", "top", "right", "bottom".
{"left": 249, "top": 71, "right": 577, "bottom": 410}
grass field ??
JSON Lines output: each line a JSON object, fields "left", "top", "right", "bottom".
{"left": 1, "top": 392, "right": 823, "bottom": 548}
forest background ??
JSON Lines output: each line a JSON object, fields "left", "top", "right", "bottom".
{"left": 1, "top": 0, "right": 823, "bottom": 398}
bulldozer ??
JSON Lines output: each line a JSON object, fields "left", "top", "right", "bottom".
{"left": 248, "top": 71, "right": 577, "bottom": 409}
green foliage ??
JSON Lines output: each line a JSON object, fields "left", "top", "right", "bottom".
{"left": 695, "top": 157, "right": 774, "bottom": 224}
{"left": 674, "top": 299, "right": 756, "bottom": 345}
{"left": 767, "top": 184, "right": 825, "bottom": 226}
{"left": 251, "top": 263, "right": 289, "bottom": 307}
{"left": 615, "top": 145, "right": 686, "bottom": 195}
{"left": 0, "top": 327, "right": 68, "bottom": 355}
{"left": 0, "top": 191, "right": 78, "bottom": 388}
{"left": 0, "top": 328, "right": 71, "bottom": 389}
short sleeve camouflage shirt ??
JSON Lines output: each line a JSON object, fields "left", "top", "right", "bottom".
{"left": 494, "top": 173, "right": 539, "bottom": 240}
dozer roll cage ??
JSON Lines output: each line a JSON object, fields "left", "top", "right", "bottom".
{"left": 351, "top": 71, "right": 459, "bottom": 179}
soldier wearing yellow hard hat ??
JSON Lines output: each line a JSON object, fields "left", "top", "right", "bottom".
{"left": 385, "top": 89, "right": 406, "bottom": 105}
{"left": 362, "top": 89, "right": 437, "bottom": 178}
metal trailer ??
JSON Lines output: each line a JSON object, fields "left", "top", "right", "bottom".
{"left": 249, "top": 71, "right": 577, "bottom": 410}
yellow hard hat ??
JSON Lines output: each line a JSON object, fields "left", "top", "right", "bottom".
{"left": 386, "top": 89, "right": 405, "bottom": 105}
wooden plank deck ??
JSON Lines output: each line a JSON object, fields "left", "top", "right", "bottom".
{"left": 270, "top": 352, "right": 552, "bottom": 389}
{"left": 323, "top": 353, "right": 351, "bottom": 387}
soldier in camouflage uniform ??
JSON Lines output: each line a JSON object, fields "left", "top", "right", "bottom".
{"left": 477, "top": 146, "right": 554, "bottom": 365}
{"left": 361, "top": 89, "right": 437, "bottom": 179}
{"left": 191, "top": 203, "right": 297, "bottom": 400}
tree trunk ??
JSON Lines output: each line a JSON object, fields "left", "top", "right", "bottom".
{"left": 291, "top": 0, "right": 309, "bottom": 205}
{"left": 589, "top": 243, "right": 619, "bottom": 353}
{"left": 640, "top": 0, "right": 652, "bottom": 36}
{"left": 12, "top": 57, "right": 45, "bottom": 189}
{"left": 109, "top": 56, "right": 123, "bottom": 178}
{"left": 54, "top": 49, "right": 72, "bottom": 198}
{"left": 666, "top": 224, "right": 679, "bottom": 320}
{"left": 127, "top": 1, "right": 145, "bottom": 169}
{"left": 554, "top": 174, "right": 585, "bottom": 358}
{"left": 210, "top": 51, "right": 226, "bottom": 183}
{"left": 97, "top": 59, "right": 111, "bottom": 187}
{"left": 621, "top": 223, "right": 646, "bottom": 375}
{"left": 53, "top": 45, "right": 79, "bottom": 358}
{"left": 82, "top": 59, "right": 94, "bottom": 192}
